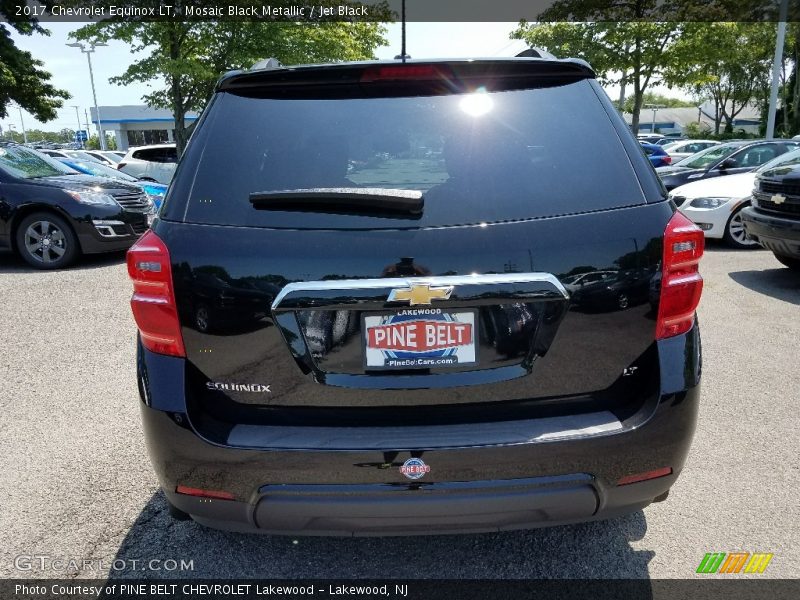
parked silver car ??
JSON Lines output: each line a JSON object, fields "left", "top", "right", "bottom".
{"left": 662, "top": 139, "right": 720, "bottom": 161}
{"left": 117, "top": 144, "right": 177, "bottom": 184}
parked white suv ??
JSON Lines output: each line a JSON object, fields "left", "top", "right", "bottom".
{"left": 117, "top": 144, "right": 177, "bottom": 184}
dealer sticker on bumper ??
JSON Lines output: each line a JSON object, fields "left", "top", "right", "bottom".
{"left": 363, "top": 309, "right": 477, "bottom": 369}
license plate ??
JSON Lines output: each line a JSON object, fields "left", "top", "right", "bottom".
{"left": 363, "top": 309, "right": 477, "bottom": 369}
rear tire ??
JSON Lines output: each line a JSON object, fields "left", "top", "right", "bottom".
{"left": 14, "top": 212, "right": 79, "bottom": 269}
{"left": 774, "top": 254, "right": 800, "bottom": 271}
{"left": 723, "top": 205, "right": 759, "bottom": 249}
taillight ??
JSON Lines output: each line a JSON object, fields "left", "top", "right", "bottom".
{"left": 126, "top": 230, "right": 185, "bottom": 357}
{"left": 662, "top": 155, "right": 672, "bottom": 165}
{"left": 656, "top": 211, "right": 704, "bottom": 339}
{"left": 360, "top": 64, "right": 453, "bottom": 82}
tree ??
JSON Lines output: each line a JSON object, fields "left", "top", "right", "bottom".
{"left": 622, "top": 92, "right": 694, "bottom": 114}
{"left": 512, "top": 20, "right": 684, "bottom": 132}
{"left": 0, "top": 3, "right": 70, "bottom": 121}
{"left": 668, "top": 22, "right": 776, "bottom": 134}
{"left": 1, "top": 127, "right": 74, "bottom": 144}
{"left": 86, "top": 132, "right": 117, "bottom": 150}
{"left": 71, "top": 3, "right": 388, "bottom": 156}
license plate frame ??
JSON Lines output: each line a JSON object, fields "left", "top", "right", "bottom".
{"left": 361, "top": 308, "right": 478, "bottom": 370}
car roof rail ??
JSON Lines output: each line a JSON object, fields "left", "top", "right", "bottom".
{"left": 250, "top": 57, "right": 284, "bottom": 71}
{"left": 516, "top": 48, "right": 557, "bottom": 59}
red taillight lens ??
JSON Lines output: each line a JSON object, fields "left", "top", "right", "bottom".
{"left": 360, "top": 64, "right": 453, "bottom": 82}
{"left": 175, "top": 485, "right": 235, "bottom": 501}
{"left": 662, "top": 155, "right": 672, "bottom": 165}
{"left": 127, "top": 230, "right": 185, "bottom": 357}
{"left": 656, "top": 211, "right": 704, "bottom": 340}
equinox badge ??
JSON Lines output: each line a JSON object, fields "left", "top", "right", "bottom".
{"left": 388, "top": 283, "right": 453, "bottom": 306}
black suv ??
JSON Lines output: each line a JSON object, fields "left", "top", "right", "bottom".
{"left": 127, "top": 58, "right": 705, "bottom": 535}
{"left": 742, "top": 148, "right": 800, "bottom": 270}
{"left": 0, "top": 144, "right": 153, "bottom": 269}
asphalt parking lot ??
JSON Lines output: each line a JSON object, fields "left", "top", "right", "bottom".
{"left": 0, "top": 244, "right": 798, "bottom": 580}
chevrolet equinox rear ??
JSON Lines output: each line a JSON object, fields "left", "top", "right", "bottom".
{"left": 128, "top": 58, "right": 704, "bottom": 535}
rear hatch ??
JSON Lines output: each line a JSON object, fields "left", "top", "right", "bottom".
{"left": 156, "top": 59, "right": 670, "bottom": 422}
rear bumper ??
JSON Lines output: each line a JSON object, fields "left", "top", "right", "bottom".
{"left": 741, "top": 207, "right": 800, "bottom": 257}
{"left": 163, "top": 472, "right": 678, "bottom": 536}
{"left": 137, "top": 326, "right": 701, "bottom": 536}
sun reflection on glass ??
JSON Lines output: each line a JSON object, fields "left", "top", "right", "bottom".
{"left": 459, "top": 88, "right": 494, "bottom": 117}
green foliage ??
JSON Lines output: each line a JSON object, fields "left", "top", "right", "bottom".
{"left": 622, "top": 92, "right": 694, "bottom": 114}
{"left": 681, "top": 122, "right": 710, "bottom": 139}
{"left": 2, "top": 127, "right": 75, "bottom": 143}
{"left": 0, "top": 3, "right": 71, "bottom": 121}
{"left": 511, "top": 20, "right": 686, "bottom": 131}
{"left": 85, "top": 133, "right": 117, "bottom": 150}
{"left": 70, "top": 1, "right": 389, "bottom": 156}
{"left": 666, "top": 22, "right": 777, "bottom": 135}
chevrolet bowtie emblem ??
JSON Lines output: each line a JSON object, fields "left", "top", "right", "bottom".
{"left": 771, "top": 193, "right": 786, "bottom": 205}
{"left": 388, "top": 283, "right": 453, "bottom": 306}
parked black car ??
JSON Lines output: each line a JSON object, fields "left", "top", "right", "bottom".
{"left": 0, "top": 144, "right": 153, "bottom": 269}
{"left": 656, "top": 140, "right": 800, "bottom": 191}
{"left": 742, "top": 149, "right": 800, "bottom": 270}
{"left": 566, "top": 268, "right": 654, "bottom": 311}
{"left": 128, "top": 57, "right": 705, "bottom": 535}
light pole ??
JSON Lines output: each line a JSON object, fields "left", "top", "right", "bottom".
{"left": 66, "top": 41, "right": 108, "bottom": 150}
{"left": 11, "top": 104, "right": 28, "bottom": 144}
{"left": 643, "top": 103, "right": 665, "bottom": 135}
{"left": 766, "top": 0, "right": 789, "bottom": 140}
{"left": 69, "top": 105, "right": 83, "bottom": 148}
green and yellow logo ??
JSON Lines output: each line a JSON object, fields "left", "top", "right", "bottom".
{"left": 697, "top": 552, "right": 773, "bottom": 574}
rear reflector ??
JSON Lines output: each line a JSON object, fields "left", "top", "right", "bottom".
{"left": 617, "top": 467, "right": 673, "bottom": 486}
{"left": 126, "top": 230, "right": 186, "bottom": 357}
{"left": 175, "top": 485, "right": 235, "bottom": 501}
{"left": 656, "top": 211, "right": 704, "bottom": 340}
{"left": 360, "top": 64, "right": 453, "bottom": 82}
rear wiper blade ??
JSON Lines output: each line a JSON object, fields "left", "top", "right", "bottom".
{"left": 249, "top": 188, "right": 424, "bottom": 217}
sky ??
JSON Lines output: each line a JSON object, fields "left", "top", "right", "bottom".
{"left": 3, "top": 21, "right": 685, "bottom": 135}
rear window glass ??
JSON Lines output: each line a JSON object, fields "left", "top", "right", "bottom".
{"left": 171, "top": 80, "right": 645, "bottom": 228}
{"left": 133, "top": 148, "right": 177, "bottom": 163}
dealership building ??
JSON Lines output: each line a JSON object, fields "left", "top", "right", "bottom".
{"left": 90, "top": 105, "right": 200, "bottom": 151}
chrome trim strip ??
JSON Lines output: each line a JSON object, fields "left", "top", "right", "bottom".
{"left": 92, "top": 220, "right": 128, "bottom": 238}
{"left": 272, "top": 273, "right": 568, "bottom": 311}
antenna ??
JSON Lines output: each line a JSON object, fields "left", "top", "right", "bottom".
{"left": 393, "top": 0, "right": 409, "bottom": 61}
{"left": 401, "top": 0, "right": 406, "bottom": 62}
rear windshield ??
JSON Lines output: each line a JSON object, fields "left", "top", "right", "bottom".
{"left": 170, "top": 80, "right": 645, "bottom": 228}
